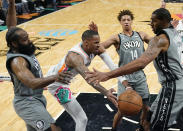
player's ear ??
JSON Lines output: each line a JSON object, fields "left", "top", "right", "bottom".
{"left": 12, "top": 41, "right": 18, "bottom": 48}
{"left": 84, "top": 39, "right": 89, "bottom": 46}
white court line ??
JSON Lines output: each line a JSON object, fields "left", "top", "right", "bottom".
{"left": 53, "top": 92, "right": 80, "bottom": 120}
{"left": 168, "top": 128, "right": 180, "bottom": 131}
{"left": 19, "top": 24, "right": 150, "bottom": 27}
{"left": 122, "top": 117, "right": 139, "bottom": 124}
{"left": 102, "top": 127, "right": 112, "bottom": 129}
{"left": 101, "top": 127, "right": 180, "bottom": 130}
{"left": 105, "top": 104, "right": 114, "bottom": 112}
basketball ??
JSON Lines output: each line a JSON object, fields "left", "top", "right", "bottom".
{"left": 118, "top": 89, "right": 143, "bottom": 116}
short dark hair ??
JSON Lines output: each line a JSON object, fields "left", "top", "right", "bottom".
{"left": 6, "top": 27, "right": 23, "bottom": 47}
{"left": 152, "top": 8, "right": 171, "bottom": 22}
{"left": 117, "top": 10, "right": 134, "bottom": 21}
{"left": 81, "top": 30, "right": 99, "bottom": 41}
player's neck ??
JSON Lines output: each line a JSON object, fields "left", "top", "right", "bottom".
{"left": 123, "top": 30, "right": 133, "bottom": 36}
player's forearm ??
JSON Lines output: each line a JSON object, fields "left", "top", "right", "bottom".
{"left": 27, "top": 75, "right": 57, "bottom": 90}
{"left": 90, "top": 83, "right": 108, "bottom": 96}
{"left": 107, "top": 58, "right": 145, "bottom": 79}
{"left": 99, "top": 51, "right": 126, "bottom": 83}
{"left": 6, "top": 0, "right": 17, "bottom": 29}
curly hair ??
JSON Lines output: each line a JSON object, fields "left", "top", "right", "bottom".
{"left": 117, "top": 10, "right": 134, "bottom": 21}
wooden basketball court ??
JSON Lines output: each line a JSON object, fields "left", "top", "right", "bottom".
{"left": 0, "top": 0, "right": 182, "bottom": 130}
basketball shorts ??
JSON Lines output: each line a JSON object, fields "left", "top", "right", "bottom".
{"left": 150, "top": 78, "right": 183, "bottom": 130}
{"left": 13, "top": 95, "right": 55, "bottom": 131}
{"left": 117, "top": 80, "right": 149, "bottom": 103}
{"left": 48, "top": 82, "right": 72, "bottom": 104}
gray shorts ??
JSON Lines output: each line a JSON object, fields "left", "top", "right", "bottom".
{"left": 13, "top": 95, "right": 55, "bottom": 131}
{"left": 150, "top": 78, "right": 183, "bottom": 130}
{"left": 117, "top": 80, "right": 149, "bottom": 102}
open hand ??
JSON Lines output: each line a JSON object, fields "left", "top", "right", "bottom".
{"left": 88, "top": 21, "right": 98, "bottom": 32}
{"left": 171, "top": 19, "right": 179, "bottom": 28}
{"left": 86, "top": 68, "right": 109, "bottom": 85}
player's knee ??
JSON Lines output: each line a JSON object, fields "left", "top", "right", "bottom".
{"left": 80, "top": 115, "right": 88, "bottom": 125}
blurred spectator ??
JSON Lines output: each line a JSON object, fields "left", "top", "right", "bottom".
{"left": 15, "top": 0, "right": 30, "bottom": 15}
{"left": 2, "top": 0, "right": 8, "bottom": 9}
{"left": 0, "top": 0, "right": 6, "bottom": 25}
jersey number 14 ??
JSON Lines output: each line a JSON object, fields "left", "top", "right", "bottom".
{"left": 130, "top": 50, "right": 138, "bottom": 60}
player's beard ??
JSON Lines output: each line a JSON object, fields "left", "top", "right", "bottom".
{"left": 18, "top": 42, "right": 36, "bottom": 56}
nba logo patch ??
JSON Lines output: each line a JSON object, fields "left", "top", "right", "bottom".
{"left": 36, "top": 120, "right": 45, "bottom": 130}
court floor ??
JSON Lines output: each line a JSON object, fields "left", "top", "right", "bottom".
{"left": 0, "top": 0, "right": 182, "bottom": 130}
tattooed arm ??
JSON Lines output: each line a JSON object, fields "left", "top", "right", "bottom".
{"left": 65, "top": 52, "right": 118, "bottom": 106}
{"left": 86, "top": 34, "right": 169, "bottom": 83}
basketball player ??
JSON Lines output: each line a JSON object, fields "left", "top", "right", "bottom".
{"left": 89, "top": 10, "right": 152, "bottom": 131}
{"left": 5, "top": 0, "right": 71, "bottom": 130}
{"left": 86, "top": 8, "right": 183, "bottom": 131}
{"left": 46, "top": 29, "right": 126, "bottom": 131}
{"left": 161, "top": 1, "right": 183, "bottom": 67}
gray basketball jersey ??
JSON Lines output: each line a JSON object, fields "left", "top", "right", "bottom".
{"left": 117, "top": 31, "right": 146, "bottom": 84}
{"left": 6, "top": 51, "right": 43, "bottom": 96}
{"left": 153, "top": 27, "right": 183, "bottom": 83}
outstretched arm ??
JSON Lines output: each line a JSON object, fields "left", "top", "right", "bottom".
{"left": 86, "top": 34, "right": 169, "bottom": 83}
{"left": 6, "top": 0, "right": 17, "bottom": 29}
{"left": 66, "top": 52, "right": 118, "bottom": 107}
{"left": 99, "top": 51, "right": 131, "bottom": 88}
{"left": 10, "top": 57, "right": 71, "bottom": 89}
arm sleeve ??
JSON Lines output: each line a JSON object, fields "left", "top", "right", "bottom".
{"left": 99, "top": 52, "right": 126, "bottom": 83}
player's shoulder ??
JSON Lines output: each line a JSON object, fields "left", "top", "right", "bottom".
{"left": 153, "top": 34, "right": 169, "bottom": 48}
{"left": 10, "top": 56, "right": 29, "bottom": 70}
{"left": 67, "top": 51, "right": 83, "bottom": 62}
{"left": 138, "top": 31, "right": 146, "bottom": 37}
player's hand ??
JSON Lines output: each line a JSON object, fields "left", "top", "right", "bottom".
{"left": 88, "top": 21, "right": 98, "bottom": 32}
{"left": 86, "top": 68, "right": 110, "bottom": 85}
{"left": 171, "top": 19, "right": 179, "bottom": 28}
{"left": 56, "top": 70, "right": 72, "bottom": 84}
{"left": 106, "top": 88, "right": 118, "bottom": 108}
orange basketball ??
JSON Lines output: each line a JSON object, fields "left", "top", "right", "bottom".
{"left": 118, "top": 89, "right": 143, "bottom": 116}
